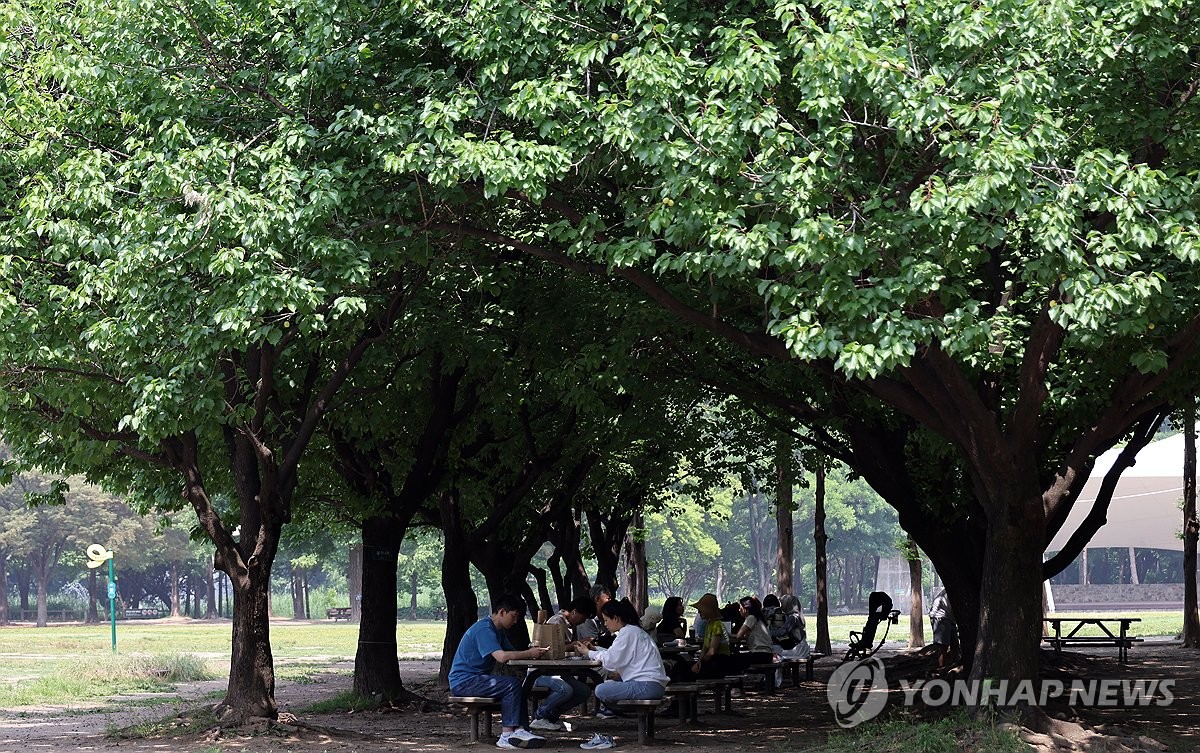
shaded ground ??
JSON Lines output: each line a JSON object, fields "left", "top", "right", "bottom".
{"left": 1, "top": 640, "right": 1197, "bottom": 752}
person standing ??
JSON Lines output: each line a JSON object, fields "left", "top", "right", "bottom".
{"left": 449, "top": 594, "right": 549, "bottom": 750}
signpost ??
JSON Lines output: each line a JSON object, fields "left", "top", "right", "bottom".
{"left": 86, "top": 544, "right": 116, "bottom": 653}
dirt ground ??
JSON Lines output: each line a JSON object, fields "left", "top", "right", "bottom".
{"left": 1, "top": 640, "right": 1198, "bottom": 752}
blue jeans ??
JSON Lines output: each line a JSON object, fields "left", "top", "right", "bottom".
{"left": 594, "top": 679, "right": 666, "bottom": 705}
{"left": 450, "top": 674, "right": 527, "bottom": 729}
{"left": 533, "top": 675, "right": 591, "bottom": 720}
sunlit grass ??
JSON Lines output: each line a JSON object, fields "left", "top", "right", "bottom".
{"left": 0, "top": 652, "right": 215, "bottom": 707}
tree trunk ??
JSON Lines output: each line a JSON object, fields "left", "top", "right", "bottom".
{"left": 814, "top": 463, "right": 831, "bottom": 655}
{"left": 409, "top": 570, "right": 419, "bottom": 620}
{"left": 291, "top": 566, "right": 305, "bottom": 620}
{"left": 1183, "top": 398, "right": 1200, "bottom": 648}
{"left": 0, "top": 551, "right": 8, "bottom": 625}
{"left": 303, "top": 569, "right": 311, "bottom": 623}
{"left": 747, "top": 489, "right": 771, "bottom": 598}
{"left": 1080, "top": 548, "right": 1089, "bottom": 585}
{"left": 193, "top": 573, "right": 202, "bottom": 618}
{"left": 624, "top": 508, "right": 648, "bottom": 614}
{"left": 906, "top": 537, "right": 924, "bottom": 648}
{"left": 36, "top": 571, "right": 49, "bottom": 627}
{"left": 206, "top": 555, "right": 217, "bottom": 619}
{"left": 223, "top": 566, "right": 277, "bottom": 721}
{"left": 1128, "top": 547, "right": 1140, "bottom": 585}
{"left": 17, "top": 568, "right": 30, "bottom": 612}
{"left": 348, "top": 544, "right": 363, "bottom": 623}
{"left": 170, "top": 560, "right": 181, "bottom": 617}
{"left": 353, "top": 516, "right": 406, "bottom": 700}
{"left": 775, "top": 436, "right": 794, "bottom": 595}
{"left": 969, "top": 491, "right": 1045, "bottom": 690}
{"left": 439, "top": 491, "right": 478, "bottom": 685}
{"left": 86, "top": 566, "right": 100, "bottom": 624}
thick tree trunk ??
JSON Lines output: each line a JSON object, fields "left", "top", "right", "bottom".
{"left": 440, "top": 492, "right": 478, "bottom": 685}
{"left": 1183, "top": 400, "right": 1200, "bottom": 648}
{"left": 775, "top": 436, "right": 794, "bottom": 595}
{"left": 814, "top": 464, "right": 831, "bottom": 655}
{"left": 353, "top": 517, "right": 407, "bottom": 699}
{"left": 906, "top": 537, "right": 924, "bottom": 648}
{"left": 222, "top": 566, "right": 277, "bottom": 721}
{"left": 969, "top": 493, "right": 1045, "bottom": 691}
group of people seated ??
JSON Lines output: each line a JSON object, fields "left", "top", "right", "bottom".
{"left": 448, "top": 587, "right": 809, "bottom": 750}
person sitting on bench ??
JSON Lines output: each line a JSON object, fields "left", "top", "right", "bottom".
{"left": 449, "top": 593, "right": 549, "bottom": 750}
{"left": 573, "top": 599, "right": 668, "bottom": 719}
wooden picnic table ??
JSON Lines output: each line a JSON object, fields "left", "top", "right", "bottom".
{"left": 1042, "top": 617, "right": 1143, "bottom": 663}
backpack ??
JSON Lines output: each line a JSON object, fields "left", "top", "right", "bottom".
{"left": 768, "top": 609, "right": 803, "bottom": 649}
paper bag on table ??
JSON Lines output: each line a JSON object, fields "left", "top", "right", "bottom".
{"left": 531, "top": 620, "right": 569, "bottom": 659}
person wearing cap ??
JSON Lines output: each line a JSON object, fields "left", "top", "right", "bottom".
{"left": 689, "top": 593, "right": 737, "bottom": 678}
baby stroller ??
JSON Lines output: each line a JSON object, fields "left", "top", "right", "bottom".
{"left": 842, "top": 591, "right": 901, "bottom": 662}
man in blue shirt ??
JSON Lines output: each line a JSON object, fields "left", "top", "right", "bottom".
{"left": 449, "top": 594, "right": 549, "bottom": 749}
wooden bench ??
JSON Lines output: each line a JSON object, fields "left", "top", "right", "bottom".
{"left": 326, "top": 607, "right": 352, "bottom": 621}
{"left": 448, "top": 696, "right": 501, "bottom": 742}
{"left": 696, "top": 675, "right": 743, "bottom": 713}
{"left": 746, "top": 664, "right": 780, "bottom": 694}
{"left": 802, "top": 651, "right": 827, "bottom": 682}
{"left": 664, "top": 682, "right": 702, "bottom": 725}
{"left": 613, "top": 699, "right": 661, "bottom": 744}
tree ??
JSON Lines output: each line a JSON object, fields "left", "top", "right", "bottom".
{"left": 1, "top": 0, "right": 438, "bottom": 721}
{"left": 393, "top": 0, "right": 1200, "bottom": 699}
{"left": 1184, "top": 400, "right": 1200, "bottom": 648}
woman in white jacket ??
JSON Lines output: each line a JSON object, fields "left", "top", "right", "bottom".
{"left": 573, "top": 599, "right": 669, "bottom": 716}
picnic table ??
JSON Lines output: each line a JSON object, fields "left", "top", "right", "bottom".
{"left": 507, "top": 657, "right": 604, "bottom": 697}
{"left": 1042, "top": 617, "right": 1143, "bottom": 663}
{"left": 326, "top": 607, "right": 352, "bottom": 621}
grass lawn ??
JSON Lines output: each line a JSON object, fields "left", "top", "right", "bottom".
{"left": 0, "top": 610, "right": 1183, "bottom": 708}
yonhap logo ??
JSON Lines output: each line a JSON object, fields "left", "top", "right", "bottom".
{"left": 827, "top": 657, "right": 889, "bottom": 728}
{"left": 825, "top": 655, "right": 1176, "bottom": 728}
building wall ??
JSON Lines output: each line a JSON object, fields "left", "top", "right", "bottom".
{"left": 1050, "top": 583, "right": 1183, "bottom": 610}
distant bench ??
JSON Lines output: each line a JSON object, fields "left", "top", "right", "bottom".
{"left": 326, "top": 607, "right": 352, "bottom": 621}
{"left": 1043, "top": 617, "right": 1143, "bottom": 663}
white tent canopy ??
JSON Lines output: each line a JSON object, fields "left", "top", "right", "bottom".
{"left": 1047, "top": 432, "right": 1191, "bottom": 553}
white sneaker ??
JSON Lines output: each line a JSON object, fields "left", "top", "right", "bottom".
{"left": 496, "top": 733, "right": 519, "bottom": 749}
{"left": 529, "top": 717, "right": 564, "bottom": 731}
{"left": 580, "top": 733, "right": 615, "bottom": 750}
{"left": 508, "top": 728, "right": 547, "bottom": 749}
